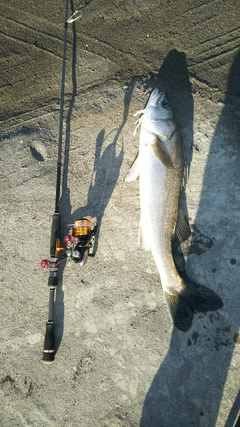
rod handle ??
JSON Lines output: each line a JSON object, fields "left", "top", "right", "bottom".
{"left": 42, "top": 322, "right": 55, "bottom": 363}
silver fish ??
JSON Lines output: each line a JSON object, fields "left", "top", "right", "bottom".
{"left": 126, "top": 88, "right": 223, "bottom": 331}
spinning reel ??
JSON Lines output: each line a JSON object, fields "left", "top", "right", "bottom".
{"left": 40, "top": 217, "right": 98, "bottom": 269}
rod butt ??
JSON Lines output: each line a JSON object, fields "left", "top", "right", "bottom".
{"left": 42, "top": 322, "right": 55, "bottom": 364}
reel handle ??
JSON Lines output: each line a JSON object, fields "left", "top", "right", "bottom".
{"left": 42, "top": 322, "right": 55, "bottom": 363}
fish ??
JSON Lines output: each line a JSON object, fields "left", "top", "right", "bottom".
{"left": 126, "top": 88, "right": 223, "bottom": 332}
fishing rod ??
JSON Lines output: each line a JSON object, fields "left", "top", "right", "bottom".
{"left": 40, "top": 1, "right": 97, "bottom": 363}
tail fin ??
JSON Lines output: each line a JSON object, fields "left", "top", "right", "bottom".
{"left": 165, "top": 280, "right": 223, "bottom": 332}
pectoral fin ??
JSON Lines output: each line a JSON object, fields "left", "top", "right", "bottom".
{"left": 151, "top": 137, "right": 173, "bottom": 168}
{"left": 125, "top": 152, "right": 140, "bottom": 182}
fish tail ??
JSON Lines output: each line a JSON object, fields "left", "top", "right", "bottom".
{"left": 164, "top": 279, "right": 223, "bottom": 332}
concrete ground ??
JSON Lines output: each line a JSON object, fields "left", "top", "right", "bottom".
{"left": 0, "top": 1, "right": 240, "bottom": 426}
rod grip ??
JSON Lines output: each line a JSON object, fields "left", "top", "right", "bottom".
{"left": 42, "top": 322, "right": 55, "bottom": 363}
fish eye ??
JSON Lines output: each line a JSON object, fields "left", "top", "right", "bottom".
{"left": 161, "top": 99, "right": 170, "bottom": 108}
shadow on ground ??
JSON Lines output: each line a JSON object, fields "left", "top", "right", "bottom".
{"left": 140, "top": 50, "right": 240, "bottom": 427}
{"left": 54, "top": 1, "right": 132, "bottom": 353}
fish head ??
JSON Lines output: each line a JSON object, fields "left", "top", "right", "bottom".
{"left": 139, "top": 89, "right": 176, "bottom": 142}
{"left": 145, "top": 89, "right": 173, "bottom": 122}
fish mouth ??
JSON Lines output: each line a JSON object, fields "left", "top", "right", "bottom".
{"left": 148, "top": 89, "right": 165, "bottom": 107}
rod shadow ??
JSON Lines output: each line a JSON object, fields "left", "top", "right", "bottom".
{"left": 54, "top": 1, "right": 134, "bottom": 352}
{"left": 140, "top": 50, "right": 240, "bottom": 426}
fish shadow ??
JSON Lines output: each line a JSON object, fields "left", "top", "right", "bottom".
{"left": 142, "top": 48, "right": 194, "bottom": 172}
{"left": 140, "top": 49, "right": 240, "bottom": 426}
